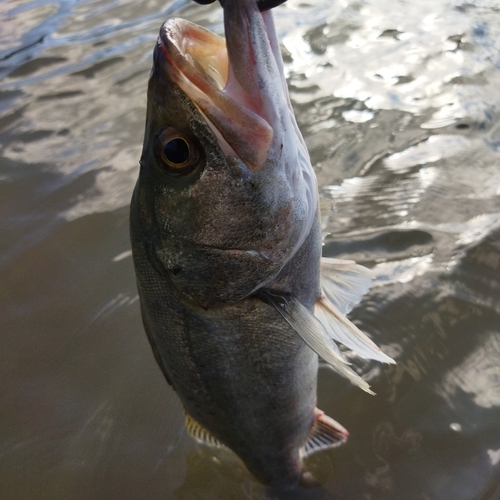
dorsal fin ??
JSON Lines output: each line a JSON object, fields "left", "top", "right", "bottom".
{"left": 301, "top": 408, "right": 349, "bottom": 458}
{"left": 185, "top": 411, "right": 226, "bottom": 448}
{"left": 262, "top": 291, "right": 375, "bottom": 394}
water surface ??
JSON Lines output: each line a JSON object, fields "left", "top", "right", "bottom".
{"left": 1, "top": 0, "right": 500, "bottom": 499}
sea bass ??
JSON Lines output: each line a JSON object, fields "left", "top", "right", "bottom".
{"left": 130, "top": 0, "right": 394, "bottom": 488}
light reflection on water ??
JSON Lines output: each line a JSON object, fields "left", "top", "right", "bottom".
{"left": 1, "top": 0, "right": 500, "bottom": 499}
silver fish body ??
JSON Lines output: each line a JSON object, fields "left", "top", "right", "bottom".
{"left": 130, "top": 0, "right": 394, "bottom": 487}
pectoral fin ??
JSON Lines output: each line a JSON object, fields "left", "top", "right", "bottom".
{"left": 315, "top": 297, "right": 395, "bottom": 364}
{"left": 301, "top": 408, "right": 349, "bottom": 458}
{"left": 318, "top": 257, "right": 396, "bottom": 364}
{"left": 262, "top": 291, "right": 375, "bottom": 394}
{"left": 320, "top": 257, "right": 372, "bottom": 315}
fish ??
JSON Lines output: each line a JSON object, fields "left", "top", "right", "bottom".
{"left": 129, "top": 0, "right": 395, "bottom": 488}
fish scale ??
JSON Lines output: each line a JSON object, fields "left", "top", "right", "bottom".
{"left": 132, "top": 211, "right": 321, "bottom": 485}
{"left": 130, "top": 0, "right": 393, "bottom": 488}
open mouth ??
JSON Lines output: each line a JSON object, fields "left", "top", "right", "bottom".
{"left": 160, "top": 19, "right": 228, "bottom": 93}
{"left": 157, "top": 11, "right": 276, "bottom": 173}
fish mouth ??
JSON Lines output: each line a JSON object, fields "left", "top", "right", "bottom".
{"left": 158, "top": 1, "right": 284, "bottom": 172}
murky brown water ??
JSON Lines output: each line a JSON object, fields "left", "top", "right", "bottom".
{"left": 1, "top": 0, "right": 500, "bottom": 498}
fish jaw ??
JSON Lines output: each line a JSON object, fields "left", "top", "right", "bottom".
{"left": 222, "top": 0, "right": 318, "bottom": 259}
{"left": 159, "top": 17, "right": 274, "bottom": 173}
{"left": 158, "top": 0, "right": 293, "bottom": 174}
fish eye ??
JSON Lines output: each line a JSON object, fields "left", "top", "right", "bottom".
{"left": 155, "top": 127, "right": 200, "bottom": 175}
{"left": 164, "top": 137, "right": 189, "bottom": 164}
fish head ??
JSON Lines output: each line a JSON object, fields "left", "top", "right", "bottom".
{"left": 132, "top": 0, "right": 317, "bottom": 309}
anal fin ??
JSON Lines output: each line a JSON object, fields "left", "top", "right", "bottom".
{"left": 185, "top": 411, "right": 227, "bottom": 449}
{"left": 301, "top": 408, "right": 349, "bottom": 458}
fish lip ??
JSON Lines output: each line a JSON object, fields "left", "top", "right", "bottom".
{"left": 156, "top": 16, "right": 274, "bottom": 172}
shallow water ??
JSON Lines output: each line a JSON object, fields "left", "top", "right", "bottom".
{"left": 1, "top": 0, "right": 500, "bottom": 498}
